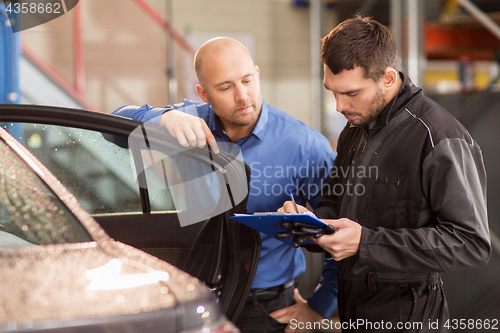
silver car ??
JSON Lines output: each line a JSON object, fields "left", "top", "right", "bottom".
{"left": 0, "top": 125, "right": 241, "bottom": 332}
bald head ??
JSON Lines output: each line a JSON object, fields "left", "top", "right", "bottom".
{"left": 194, "top": 37, "right": 253, "bottom": 87}
{"left": 192, "top": 37, "right": 262, "bottom": 140}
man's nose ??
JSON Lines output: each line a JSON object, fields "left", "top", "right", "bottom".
{"left": 235, "top": 84, "right": 248, "bottom": 102}
{"left": 335, "top": 96, "right": 348, "bottom": 113}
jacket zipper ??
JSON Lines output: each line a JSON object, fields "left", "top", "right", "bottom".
{"left": 361, "top": 140, "right": 368, "bottom": 154}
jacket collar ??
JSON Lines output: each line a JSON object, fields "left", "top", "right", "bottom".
{"left": 364, "top": 72, "right": 421, "bottom": 135}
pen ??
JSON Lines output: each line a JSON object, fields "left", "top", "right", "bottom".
{"left": 288, "top": 189, "right": 300, "bottom": 213}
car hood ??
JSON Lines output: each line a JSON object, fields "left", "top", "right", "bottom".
{"left": 0, "top": 240, "right": 209, "bottom": 326}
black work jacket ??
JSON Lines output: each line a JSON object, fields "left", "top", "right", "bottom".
{"left": 315, "top": 73, "right": 491, "bottom": 283}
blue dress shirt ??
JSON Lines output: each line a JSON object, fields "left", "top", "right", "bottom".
{"left": 113, "top": 99, "right": 338, "bottom": 318}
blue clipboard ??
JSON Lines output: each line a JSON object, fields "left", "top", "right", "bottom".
{"left": 230, "top": 213, "right": 327, "bottom": 246}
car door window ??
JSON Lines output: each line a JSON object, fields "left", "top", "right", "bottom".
{"left": 1, "top": 122, "right": 147, "bottom": 214}
{"left": 2, "top": 122, "right": 247, "bottom": 221}
{"left": 0, "top": 138, "right": 92, "bottom": 248}
{"left": 138, "top": 142, "right": 222, "bottom": 226}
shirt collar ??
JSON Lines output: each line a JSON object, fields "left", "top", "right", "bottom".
{"left": 208, "top": 110, "right": 225, "bottom": 138}
{"left": 250, "top": 100, "right": 269, "bottom": 140}
{"left": 208, "top": 99, "right": 269, "bottom": 141}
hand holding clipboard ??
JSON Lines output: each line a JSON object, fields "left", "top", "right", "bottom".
{"left": 276, "top": 220, "right": 336, "bottom": 248}
{"left": 277, "top": 190, "right": 335, "bottom": 247}
{"left": 230, "top": 211, "right": 336, "bottom": 248}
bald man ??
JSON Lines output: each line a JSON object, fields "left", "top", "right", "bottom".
{"left": 113, "top": 37, "right": 338, "bottom": 333}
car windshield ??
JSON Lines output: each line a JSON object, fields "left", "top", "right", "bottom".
{"left": 0, "top": 138, "right": 93, "bottom": 249}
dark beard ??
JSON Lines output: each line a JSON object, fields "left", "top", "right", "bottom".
{"left": 347, "top": 88, "right": 387, "bottom": 127}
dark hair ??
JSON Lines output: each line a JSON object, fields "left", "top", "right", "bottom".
{"left": 321, "top": 15, "right": 398, "bottom": 81}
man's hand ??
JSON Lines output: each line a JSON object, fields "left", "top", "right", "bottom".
{"left": 159, "top": 110, "right": 220, "bottom": 154}
{"left": 314, "top": 218, "right": 362, "bottom": 261}
{"left": 278, "top": 201, "right": 309, "bottom": 214}
{"left": 270, "top": 289, "right": 325, "bottom": 333}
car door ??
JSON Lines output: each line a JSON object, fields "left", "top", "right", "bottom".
{"left": 0, "top": 104, "right": 260, "bottom": 322}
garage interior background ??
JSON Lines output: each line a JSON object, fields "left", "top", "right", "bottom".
{"left": 2, "top": 0, "right": 500, "bottom": 330}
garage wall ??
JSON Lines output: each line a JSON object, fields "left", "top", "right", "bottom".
{"left": 21, "top": 0, "right": 171, "bottom": 112}
{"left": 155, "top": 0, "right": 331, "bottom": 126}
{"left": 21, "top": 0, "right": 340, "bottom": 126}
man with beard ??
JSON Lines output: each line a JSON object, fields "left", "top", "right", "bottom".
{"left": 113, "top": 37, "right": 338, "bottom": 333}
{"left": 279, "top": 16, "right": 491, "bottom": 332}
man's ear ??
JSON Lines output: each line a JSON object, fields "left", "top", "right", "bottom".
{"left": 381, "top": 67, "right": 399, "bottom": 88}
{"left": 196, "top": 84, "right": 210, "bottom": 103}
